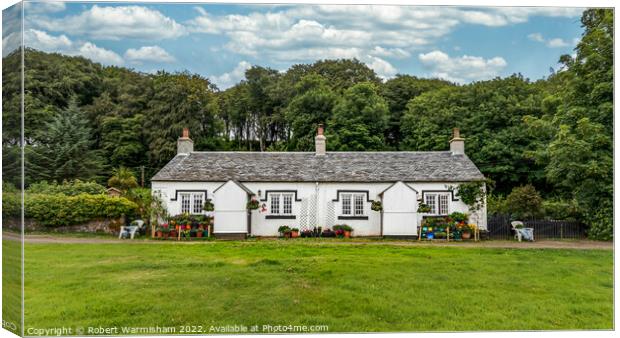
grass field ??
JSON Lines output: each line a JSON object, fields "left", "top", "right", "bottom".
{"left": 19, "top": 240, "right": 613, "bottom": 333}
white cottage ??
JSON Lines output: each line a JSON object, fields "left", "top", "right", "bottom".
{"left": 151, "top": 127, "right": 486, "bottom": 239}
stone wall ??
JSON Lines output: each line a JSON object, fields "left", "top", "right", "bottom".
{"left": 3, "top": 217, "right": 125, "bottom": 234}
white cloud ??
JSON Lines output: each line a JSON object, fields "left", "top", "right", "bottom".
{"left": 23, "top": 29, "right": 123, "bottom": 66}
{"left": 211, "top": 61, "right": 252, "bottom": 89}
{"left": 187, "top": 5, "right": 582, "bottom": 80}
{"left": 546, "top": 38, "right": 570, "bottom": 48}
{"left": 75, "top": 42, "right": 124, "bottom": 65}
{"left": 528, "top": 32, "right": 576, "bottom": 48}
{"left": 527, "top": 33, "right": 545, "bottom": 42}
{"left": 418, "top": 50, "right": 507, "bottom": 83}
{"left": 125, "top": 46, "right": 175, "bottom": 64}
{"left": 24, "top": 29, "right": 73, "bottom": 51}
{"left": 24, "top": 2, "right": 66, "bottom": 15}
{"left": 34, "top": 5, "right": 186, "bottom": 40}
{"left": 365, "top": 55, "right": 397, "bottom": 79}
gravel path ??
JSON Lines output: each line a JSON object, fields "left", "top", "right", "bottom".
{"left": 2, "top": 232, "right": 612, "bottom": 250}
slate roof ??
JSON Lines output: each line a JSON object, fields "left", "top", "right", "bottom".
{"left": 152, "top": 151, "right": 485, "bottom": 182}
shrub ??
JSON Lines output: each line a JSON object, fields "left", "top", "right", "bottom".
{"left": 333, "top": 224, "right": 353, "bottom": 232}
{"left": 585, "top": 200, "right": 612, "bottom": 241}
{"left": 2, "top": 193, "right": 21, "bottom": 218}
{"left": 505, "top": 184, "right": 543, "bottom": 219}
{"left": 27, "top": 180, "right": 106, "bottom": 196}
{"left": 24, "top": 193, "right": 138, "bottom": 227}
{"left": 487, "top": 194, "right": 508, "bottom": 215}
{"left": 541, "top": 198, "right": 581, "bottom": 220}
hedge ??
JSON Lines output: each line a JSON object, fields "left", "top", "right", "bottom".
{"left": 2, "top": 193, "right": 138, "bottom": 227}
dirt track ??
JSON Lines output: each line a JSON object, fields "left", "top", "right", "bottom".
{"left": 2, "top": 232, "right": 612, "bottom": 250}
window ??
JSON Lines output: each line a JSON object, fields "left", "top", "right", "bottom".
{"left": 180, "top": 192, "right": 205, "bottom": 214}
{"left": 269, "top": 193, "right": 294, "bottom": 215}
{"left": 181, "top": 193, "right": 191, "bottom": 214}
{"left": 342, "top": 193, "right": 365, "bottom": 216}
{"left": 424, "top": 193, "right": 450, "bottom": 215}
{"left": 271, "top": 194, "right": 280, "bottom": 214}
{"left": 283, "top": 194, "right": 292, "bottom": 214}
{"left": 342, "top": 194, "right": 352, "bottom": 215}
{"left": 193, "top": 193, "right": 203, "bottom": 214}
{"left": 354, "top": 194, "right": 364, "bottom": 216}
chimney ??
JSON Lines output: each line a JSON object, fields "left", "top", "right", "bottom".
{"left": 177, "top": 127, "right": 194, "bottom": 154}
{"left": 449, "top": 128, "right": 465, "bottom": 155}
{"left": 315, "top": 124, "right": 326, "bottom": 156}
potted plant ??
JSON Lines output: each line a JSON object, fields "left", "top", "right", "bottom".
{"left": 156, "top": 224, "right": 165, "bottom": 238}
{"left": 278, "top": 225, "right": 291, "bottom": 237}
{"left": 247, "top": 197, "right": 259, "bottom": 210}
{"left": 321, "top": 228, "right": 336, "bottom": 238}
{"left": 197, "top": 224, "right": 204, "bottom": 238}
{"left": 161, "top": 223, "right": 170, "bottom": 239}
{"left": 170, "top": 225, "right": 178, "bottom": 239}
{"left": 333, "top": 224, "right": 353, "bottom": 238}
{"left": 301, "top": 229, "right": 313, "bottom": 238}
{"left": 417, "top": 203, "right": 432, "bottom": 213}
{"left": 203, "top": 199, "right": 214, "bottom": 212}
{"left": 291, "top": 228, "right": 300, "bottom": 238}
{"left": 371, "top": 200, "right": 383, "bottom": 212}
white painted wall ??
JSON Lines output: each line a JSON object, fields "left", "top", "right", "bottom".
{"left": 151, "top": 180, "right": 487, "bottom": 237}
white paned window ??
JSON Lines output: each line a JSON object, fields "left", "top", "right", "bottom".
{"left": 192, "top": 193, "right": 203, "bottom": 214}
{"left": 181, "top": 193, "right": 191, "bottom": 214}
{"left": 269, "top": 193, "right": 295, "bottom": 215}
{"left": 342, "top": 193, "right": 365, "bottom": 216}
{"left": 271, "top": 194, "right": 280, "bottom": 214}
{"left": 439, "top": 194, "right": 449, "bottom": 215}
{"left": 283, "top": 194, "right": 293, "bottom": 214}
{"left": 425, "top": 193, "right": 450, "bottom": 215}
{"left": 342, "top": 194, "right": 352, "bottom": 215}
{"left": 180, "top": 192, "right": 205, "bottom": 214}
{"left": 354, "top": 194, "right": 364, "bottom": 216}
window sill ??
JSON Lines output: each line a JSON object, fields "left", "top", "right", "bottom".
{"left": 338, "top": 216, "right": 369, "bottom": 220}
{"left": 265, "top": 215, "right": 296, "bottom": 219}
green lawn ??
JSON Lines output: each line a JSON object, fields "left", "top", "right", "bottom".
{"left": 21, "top": 240, "right": 612, "bottom": 333}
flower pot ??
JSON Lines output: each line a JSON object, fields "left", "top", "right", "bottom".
{"left": 170, "top": 230, "right": 177, "bottom": 238}
{"left": 284, "top": 232, "right": 292, "bottom": 238}
{"left": 197, "top": 231, "right": 203, "bottom": 238}
{"left": 291, "top": 231, "right": 299, "bottom": 238}
{"left": 462, "top": 231, "right": 471, "bottom": 240}
{"left": 156, "top": 231, "right": 162, "bottom": 238}
{"left": 163, "top": 233, "right": 169, "bottom": 240}
{"left": 344, "top": 230, "right": 351, "bottom": 238}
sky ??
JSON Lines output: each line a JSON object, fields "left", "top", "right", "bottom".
{"left": 3, "top": 2, "right": 585, "bottom": 89}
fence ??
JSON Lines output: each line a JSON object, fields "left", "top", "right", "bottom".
{"left": 486, "top": 215, "right": 586, "bottom": 240}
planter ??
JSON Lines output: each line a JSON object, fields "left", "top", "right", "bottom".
{"left": 170, "top": 230, "right": 177, "bottom": 238}
{"left": 343, "top": 230, "right": 351, "bottom": 238}
{"left": 163, "top": 232, "right": 169, "bottom": 240}
{"left": 291, "top": 230, "right": 299, "bottom": 238}
{"left": 284, "top": 232, "right": 292, "bottom": 238}
{"left": 197, "top": 231, "right": 204, "bottom": 238}
{"left": 156, "top": 231, "right": 163, "bottom": 238}
{"left": 462, "top": 231, "right": 471, "bottom": 240}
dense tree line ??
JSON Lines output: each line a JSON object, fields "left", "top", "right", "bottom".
{"left": 2, "top": 9, "right": 612, "bottom": 238}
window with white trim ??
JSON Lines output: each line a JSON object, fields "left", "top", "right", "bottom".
{"left": 424, "top": 193, "right": 450, "bottom": 215}
{"left": 269, "top": 193, "right": 294, "bottom": 215}
{"left": 180, "top": 192, "right": 205, "bottom": 214}
{"left": 341, "top": 193, "right": 366, "bottom": 216}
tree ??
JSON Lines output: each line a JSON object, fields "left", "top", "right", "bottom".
{"left": 505, "top": 184, "right": 543, "bottom": 219}
{"left": 285, "top": 74, "right": 338, "bottom": 150}
{"left": 107, "top": 167, "right": 138, "bottom": 191}
{"left": 381, "top": 75, "right": 452, "bottom": 148}
{"left": 26, "top": 99, "right": 105, "bottom": 184}
{"left": 327, "top": 82, "right": 389, "bottom": 151}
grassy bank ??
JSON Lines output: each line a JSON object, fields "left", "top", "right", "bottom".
{"left": 22, "top": 241, "right": 612, "bottom": 332}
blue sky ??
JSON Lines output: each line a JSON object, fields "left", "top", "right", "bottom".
{"left": 4, "top": 2, "right": 585, "bottom": 88}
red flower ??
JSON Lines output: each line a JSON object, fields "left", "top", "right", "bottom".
{"left": 186, "top": 225, "right": 191, "bottom": 230}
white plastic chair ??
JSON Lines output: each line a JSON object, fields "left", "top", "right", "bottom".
{"left": 511, "top": 221, "right": 534, "bottom": 242}
{"left": 119, "top": 220, "right": 145, "bottom": 239}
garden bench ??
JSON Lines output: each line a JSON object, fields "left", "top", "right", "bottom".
{"left": 119, "top": 220, "right": 145, "bottom": 239}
